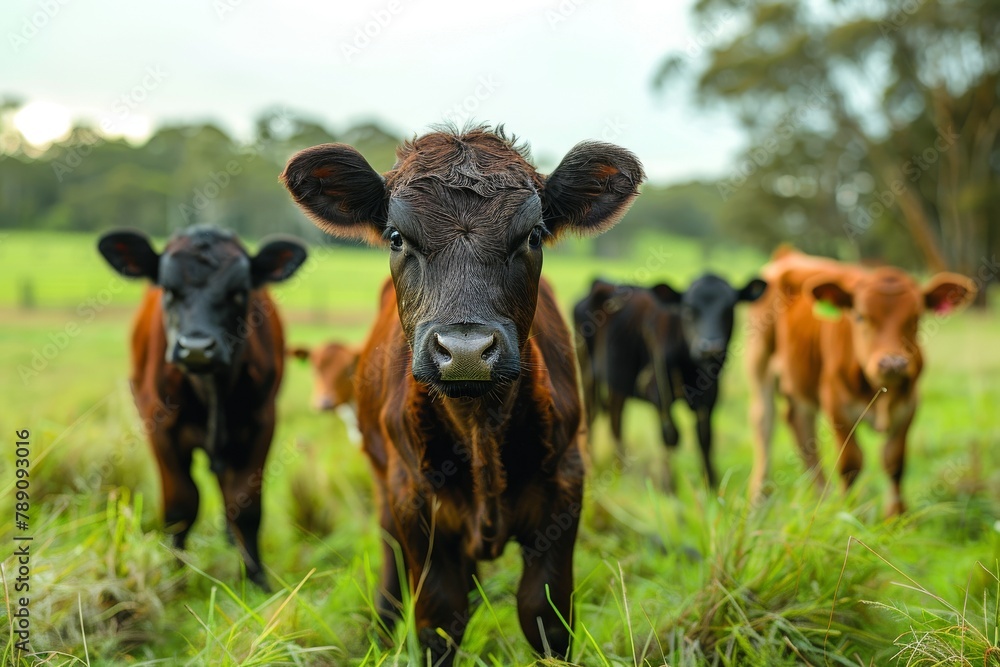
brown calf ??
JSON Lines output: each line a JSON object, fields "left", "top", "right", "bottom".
{"left": 288, "top": 342, "right": 359, "bottom": 411}
{"left": 746, "top": 247, "right": 976, "bottom": 515}
{"left": 97, "top": 225, "right": 307, "bottom": 589}
{"left": 281, "top": 126, "right": 643, "bottom": 664}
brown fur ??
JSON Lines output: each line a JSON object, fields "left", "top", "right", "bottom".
{"left": 289, "top": 342, "right": 359, "bottom": 411}
{"left": 746, "top": 248, "right": 976, "bottom": 514}
{"left": 130, "top": 284, "right": 285, "bottom": 583}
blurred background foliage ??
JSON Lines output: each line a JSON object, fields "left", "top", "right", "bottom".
{"left": 1, "top": 0, "right": 998, "bottom": 303}
{"left": 656, "top": 0, "right": 1000, "bottom": 303}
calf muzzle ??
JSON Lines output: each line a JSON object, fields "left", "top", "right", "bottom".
{"left": 413, "top": 322, "right": 519, "bottom": 398}
{"left": 173, "top": 334, "right": 220, "bottom": 372}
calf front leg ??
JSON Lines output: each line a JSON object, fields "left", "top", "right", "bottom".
{"left": 151, "top": 435, "right": 199, "bottom": 549}
{"left": 695, "top": 405, "right": 717, "bottom": 488}
{"left": 882, "top": 406, "right": 915, "bottom": 516}
{"left": 218, "top": 462, "right": 270, "bottom": 591}
{"left": 607, "top": 390, "right": 628, "bottom": 464}
{"left": 517, "top": 493, "right": 581, "bottom": 660}
{"left": 216, "top": 418, "right": 273, "bottom": 592}
{"left": 823, "top": 406, "right": 864, "bottom": 492}
{"left": 786, "top": 399, "right": 827, "bottom": 492}
{"left": 375, "top": 493, "right": 404, "bottom": 635}
{"left": 395, "top": 501, "right": 476, "bottom": 667}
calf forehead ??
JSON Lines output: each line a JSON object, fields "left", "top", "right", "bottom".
{"left": 685, "top": 276, "right": 735, "bottom": 308}
{"left": 387, "top": 129, "right": 541, "bottom": 194}
{"left": 386, "top": 129, "right": 544, "bottom": 251}
{"left": 161, "top": 230, "right": 249, "bottom": 286}
{"left": 390, "top": 190, "right": 540, "bottom": 258}
{"left": 856, "top": 270, "right": 922, "bottom": 317}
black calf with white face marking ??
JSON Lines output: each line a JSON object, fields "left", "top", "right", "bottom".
{"left": 98, "top": 226, "right": 307, "bottom": 374}
{"left": 96, "top": 224, "right": 306, "bottom": 591}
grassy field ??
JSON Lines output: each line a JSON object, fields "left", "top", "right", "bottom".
{"left": 2, "top": 231, "right": 999, "bottom": 666}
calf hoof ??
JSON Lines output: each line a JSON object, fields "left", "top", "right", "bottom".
{"left": 164, "top": 519, "right": 192, "bottom": 550}
{"left": 658, "top": 463, "right": 675, "bottom": 495}
{"left": 418, "top": 626, "right": 457, "bottom": 667}
{"left": 885, "top": 499, "right": 906, "bottom": 518}
{"left": 374, "top": 605, "right": 401, "bottom": 643}
{"left": 247, "top": 567, "right": 272, "bottom": 593}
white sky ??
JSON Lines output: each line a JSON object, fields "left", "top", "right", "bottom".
{"left": 2, "top": 0, "right": 746, "bottom": 183}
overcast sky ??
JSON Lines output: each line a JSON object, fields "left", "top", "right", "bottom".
{"left": 2, "top": 0, "right": 746, "bottom": 183}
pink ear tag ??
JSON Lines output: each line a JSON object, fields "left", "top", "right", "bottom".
{"left": 934, "top": 300, "right": 955, "bottom": 315}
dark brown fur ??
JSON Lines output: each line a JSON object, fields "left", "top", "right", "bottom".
{"left": 281, "top": 126, "right": 643, "bottom": 664}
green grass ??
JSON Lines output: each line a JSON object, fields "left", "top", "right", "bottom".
{"left": 1, "top": 231, "right": 999, "bottom": 666}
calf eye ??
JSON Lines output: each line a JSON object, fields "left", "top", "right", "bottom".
{"left": 162, "top": 288, "right": 178, "bottom": 304}
{"left": 389, "top": 230, "right": 404, "bottom": 252}
{"left": 231, "top": 291, "right": 246, "bottom": 306}
{"left": 528, "top": 226, "right": 544, "bottom": 250}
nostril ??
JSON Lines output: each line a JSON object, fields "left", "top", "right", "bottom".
{"left": 433, "top": 333, "right": 453, "bottom": 362}
{"left": 481, "top": 335, "right": 498, "bottom": 361}
{"left": 177, "top": 335, "right": 216, "bottom": 363}
{"left": 879, "top": 356, "right": 908, "bottom": 373}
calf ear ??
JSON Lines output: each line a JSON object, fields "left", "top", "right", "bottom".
{"left": 924, "top": 272, "right": 977, "bottom": 315}
{"left": 651, "top": 283, "right": 683, "bottom": 304}
{"left": 281, "top": 144, "right": 388, "bottom": 244}
{"left": 737, "top": 278, "right": 768, "bottom": 303}
{"left": 288, "top": 346, "right": 312, "bottom": 362}
{"left": 251, "top": 237, "right": 308, "bottom": 286}
{"left": 541, "top": 141, "right": 645, "bottom": 240}
{"left": 97, "top": 230, "right": 160, "bottom": 281}
{"left": 809, "top": 278, "right": 853, "bottom": 309}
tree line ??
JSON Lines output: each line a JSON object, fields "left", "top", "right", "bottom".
{"left": 4, "top": 0, "right": 999, "bottom": 310}
{"left": 655, "top": 0, "right": 999, "bottom": 303}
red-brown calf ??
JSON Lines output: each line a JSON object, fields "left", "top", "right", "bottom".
{"left": 281, "top": 126, "right": 643, "bottom": 664}
{"left": 288, "top": 342, "right": 359, "bottom": 412}
{"left": 746, "top": 247, "right": 976, "bottom": 515}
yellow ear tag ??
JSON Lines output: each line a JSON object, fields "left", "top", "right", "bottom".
{"left": 813, "top": 299, "right": 842, "bottom": 321}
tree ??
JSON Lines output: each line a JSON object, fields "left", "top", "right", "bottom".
{"left": 0, "top": 100, "right": 404, "bottom": 244}
{"left": 657, "top": 0, "right": 1000, "bottom": 302}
